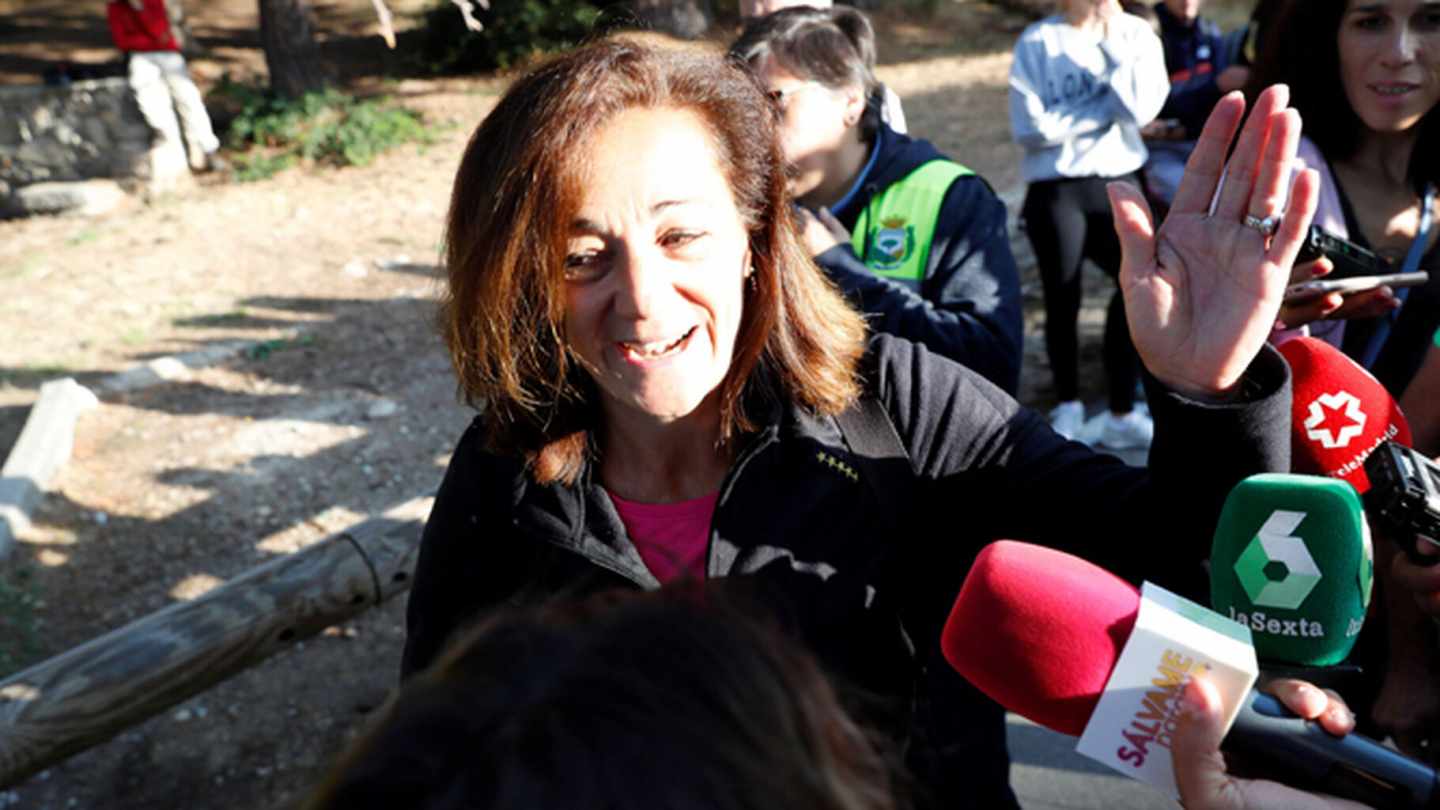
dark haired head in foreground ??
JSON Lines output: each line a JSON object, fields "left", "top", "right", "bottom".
{"left": 308, "top": 589, "right": 900, "bottom": 810}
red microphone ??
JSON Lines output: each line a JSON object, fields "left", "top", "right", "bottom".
{"left": 941, "top": 541, "right": 1440, "bottom": 808}
{"left": 940, "top": 541, "right": 1134, "bottom": 736}
{"left": 1279, "top": 337, "right": 1411, "bottom": 493}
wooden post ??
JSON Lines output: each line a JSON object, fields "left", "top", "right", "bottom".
{"left": 0, "top": 497, "right": 431, "bottom": 788}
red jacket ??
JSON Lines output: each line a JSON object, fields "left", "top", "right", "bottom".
{"left": 107, "top": 0, "right": 178, "bottom": 53}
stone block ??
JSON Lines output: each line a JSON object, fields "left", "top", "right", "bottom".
{"left": 0, "top": 79, "right": 170, "bottom": 195}
{"left": 6, "top": 179, "right": 127, "bottom": 217}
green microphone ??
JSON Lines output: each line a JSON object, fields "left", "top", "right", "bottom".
{"left": 1210, "top": 473, "right": 1374, "bottom": 667}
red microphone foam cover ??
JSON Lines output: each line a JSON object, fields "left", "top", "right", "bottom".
{"left": 941, "top": 541, "right": 1140, "bottom": 737}
{"left": 1279, "top": 337, "right": 1411, "bottom": 493}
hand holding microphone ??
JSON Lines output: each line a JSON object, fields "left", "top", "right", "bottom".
{"left": 1173, "top": 673, "right": 1367, "bottom": 810}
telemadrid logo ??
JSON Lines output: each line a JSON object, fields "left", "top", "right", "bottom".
{"left": 1304, "top": 390, "right": 1366, "bottom": 449}
{"left": 1233, "top": 510, "right": 1322, "bottom": 610}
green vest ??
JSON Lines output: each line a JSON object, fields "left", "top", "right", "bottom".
{"left": 850, "top": 159, "right": 973, "bottom": 283}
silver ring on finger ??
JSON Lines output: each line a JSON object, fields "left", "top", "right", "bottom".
{"left": 1243, "top": 213, "right": 1281, "bottom": 237}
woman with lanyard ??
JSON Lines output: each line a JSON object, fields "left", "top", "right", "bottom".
{"left": 403, "top": 36, "right": 1319, "bottom": 810}
{"left": 729, "top": 6, "right": 1024, "bottom": 395}
{"left": 1249, "top": 0, "right": 1440, "bottom": 767}
{"left": 1248, "top": 0, "right": 1438, "bottom": 396}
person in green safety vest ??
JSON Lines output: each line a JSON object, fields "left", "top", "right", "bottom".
{"left": 730, "top": 6, "right": 1024, "bottom": 396}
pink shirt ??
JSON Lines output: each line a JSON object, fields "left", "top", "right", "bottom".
{"left": 607, "top": 489, "right": 718, "bottom": 583}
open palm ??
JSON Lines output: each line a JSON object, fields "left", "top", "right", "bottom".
{"left": 1109, "top": 85, "right": 1319, "bottom": 398}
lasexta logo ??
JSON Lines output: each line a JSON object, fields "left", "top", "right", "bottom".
{"left": 1233, "top": 510, "right": 1322, "bottom": 609}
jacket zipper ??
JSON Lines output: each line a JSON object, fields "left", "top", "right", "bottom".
{"left": 704, "top": 426, "right": 779, "bottom": 578}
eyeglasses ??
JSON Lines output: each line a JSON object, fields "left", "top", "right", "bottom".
{"left": 765, "top": 82, "right": 826, "bottom": 112}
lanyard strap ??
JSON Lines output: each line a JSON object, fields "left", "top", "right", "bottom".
{"left": 1357, "top": 183, "right": 1437, "bottom": 370}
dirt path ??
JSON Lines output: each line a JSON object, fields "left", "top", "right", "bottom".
{"left": 0, "top": 2, "right": 1080, "bottom": 807}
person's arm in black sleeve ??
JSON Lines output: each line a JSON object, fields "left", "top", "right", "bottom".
{"left": 400, "top": 418, "right": 535, "bottom": 680}
{"left": 870, "top": 335, "right": 1290, "bottom": 597}
{"left": 814, "top": 176, "right": 1024, "bottom": 394}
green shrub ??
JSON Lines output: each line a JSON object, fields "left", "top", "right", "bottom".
{"left": 233, "top": 152, "right": 296, "bottom": 183}
{"left": 416, "top": 0, "right": 611, "bottom": 73}
{"left": 215, "top": 79, "right": 437, "bottom": 182}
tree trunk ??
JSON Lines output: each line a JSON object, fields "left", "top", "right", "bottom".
{"left": 258, "top": 0, "right": 327, "bottom": 98}
{"left": 632, "top": 0, "right": 714, "bottom": 39}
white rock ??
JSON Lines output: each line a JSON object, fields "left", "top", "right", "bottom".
{"left": 376, "top": 255, "right": 413, "bottom": 271}
{"left": 342, "top": 258, "right": 370, "bottom": 278}
{"left": 173, "top": 708, "right": 192, "bottom": 722}
{"left": 6, "top": 180, "right": 126, "bottom": 217}
{"left": 366, "top": 399, "right": 399, "bottom": 419}
{"left": 147, "top": 356, "right": 189, "bottom": 381}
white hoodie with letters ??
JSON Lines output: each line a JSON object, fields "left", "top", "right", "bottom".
{"left": 1009, "top": 12, "right": 1169, "bottom": 183}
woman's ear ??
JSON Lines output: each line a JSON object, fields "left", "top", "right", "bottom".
{"left": 842, "top": 84, "right": 867, "bottom": 128}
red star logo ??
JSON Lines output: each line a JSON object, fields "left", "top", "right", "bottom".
{"left": 1303, "top": 391, "right": 1366, "bottom": 449}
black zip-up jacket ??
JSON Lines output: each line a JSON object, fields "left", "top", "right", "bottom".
{"left": 402, "top": 335, "right": 1291, "bottom": 808}
{"left": 815, "top": 126, "right": 1024, "bottom": 395}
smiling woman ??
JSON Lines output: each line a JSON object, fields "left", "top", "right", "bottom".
{"left": 1247, "top": 0, "right": 1440, "bottom": 393}
{"left": 408, "top": 35, "right": 1322, "bottom": 810}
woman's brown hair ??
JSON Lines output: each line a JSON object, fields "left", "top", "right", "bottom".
{"left": 440, "top": 38, "right": 866, "bottom": 484}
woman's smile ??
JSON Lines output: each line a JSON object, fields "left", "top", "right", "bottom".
{"left": 616, "top": 326, "right": 699, "bottom": 364}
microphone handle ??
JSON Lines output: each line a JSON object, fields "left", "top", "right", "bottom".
{"left": 1224, "top": 691, "right": 1440, "bottom": 809}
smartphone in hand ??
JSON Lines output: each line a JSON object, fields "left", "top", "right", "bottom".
{"left": 1283, "top": 271, "right": 1429, "bottom": 302}
{"left": 1295, "top": 226, "right": 1393, "bottom": 280}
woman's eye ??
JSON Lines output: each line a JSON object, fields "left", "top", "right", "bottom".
{"left": 1353, "top": 13, "right": 1388, "bottom": 31}
{"left": 563, "top": 251, "right": 606, "bottom": 280}
{"left": 660, "top": 230, "right": 706, "bottom": 250}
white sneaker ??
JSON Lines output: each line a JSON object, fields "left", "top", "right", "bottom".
{"left": 1099, "top": 409, "right": 1154, "bottom": 450}
{"left": 1077, "top": 412, "right": 1107, "bottom": 446}
{"left": 1049, "top": 400, "right": 1085, "bottom": 440}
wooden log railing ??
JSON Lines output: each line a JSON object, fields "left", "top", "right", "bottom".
{"left": 0, "top": 496, "right": 432, "bottom": 788}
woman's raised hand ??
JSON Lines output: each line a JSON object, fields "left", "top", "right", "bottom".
{"left": 1108, "top": 85, "right": 1319, "bottom": 399}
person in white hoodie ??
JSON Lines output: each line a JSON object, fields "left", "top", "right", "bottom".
{"left": 1009, "top": 0, "right": 1169, "bottom": 449}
